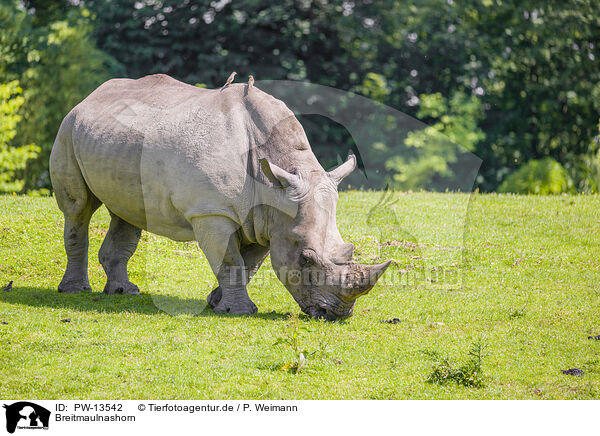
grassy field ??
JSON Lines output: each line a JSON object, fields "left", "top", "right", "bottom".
{"left": 0, "top": 192, "right": 599, "bottom": 399}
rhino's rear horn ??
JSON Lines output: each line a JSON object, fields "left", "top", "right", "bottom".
{"left": 331, "top": 243, "right": 355, "bottom": 264}
{"left": 259, "top": 159, "right": 299, "bottom": 188}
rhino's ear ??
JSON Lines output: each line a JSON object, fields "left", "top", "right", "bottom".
{"left": 259, "top": 159, "right": 300, "bottom": 189}
{"left": 328, "top": 153, "right": 356, "bottom": 185}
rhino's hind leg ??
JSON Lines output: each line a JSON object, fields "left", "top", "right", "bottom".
{"left": 207, "top": 244, "right": 269, "bottom": 308}
{"left": 99, "top": 212, "right": 142, "bottom": 295}
{"left": 51, "top": 126, "right": 101, "bottom": 294}
{"left": 58, "top": 207, "right": 99, "bottom": 293}
{"left": 192, "top": 216, "right": 258, "bottom": 315}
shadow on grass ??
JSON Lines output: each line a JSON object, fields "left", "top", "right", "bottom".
{"left": 0, "top": 286, "right": 290, "bottom": 320}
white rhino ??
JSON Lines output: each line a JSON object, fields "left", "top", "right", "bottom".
{"left": 49, "top": 74, "right": 390, "bottom": 320}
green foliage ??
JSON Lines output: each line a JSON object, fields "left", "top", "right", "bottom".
{"left": 86, "top": 0, "right": 354, "bottom": 87}
{"left": 499, "top": 158, "right": 573, "bottom": 195}
{"left": 386, "top": 92, "right": 485, "bottom": 190}
{"left": 2, "top": 0, "right": 599, "bottom": 193}
{"left": 0, "top": 81, "right": 39, "bottom": 193}
{"left": 454, "top": 0, "right": 600, "bottom": 190}
{"left": 0, "top": 1, "right": 114, "bottom": 190}
{"left": 359, "top": 73, "right": 390, "bottom": 103}
{"left": 426, "top": 341, "right": 487, "bottom": 388}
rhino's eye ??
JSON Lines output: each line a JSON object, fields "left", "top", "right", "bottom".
{"left": 299, "top": 250, "right": 316, "bottom": 267}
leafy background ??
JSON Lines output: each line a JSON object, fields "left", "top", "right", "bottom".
{"left": 1, "top": 0, "right": 599, "bottom": 193}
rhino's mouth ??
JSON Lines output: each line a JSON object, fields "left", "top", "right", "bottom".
{"left": 303, "top": 294, "right": 354, "bottom": 321}
{"left": 305, "top": 305, "right": 339, "bottom": 321}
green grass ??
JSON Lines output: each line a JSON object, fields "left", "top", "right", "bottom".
{"left": 1, "top": 192, "right": 599, "bottom": 399}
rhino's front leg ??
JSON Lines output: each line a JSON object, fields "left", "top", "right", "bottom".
{"left": 191, "top": 216, "right": 257, "bottom": 315}
{"left": 207, "top": 244, "right": 269, "bottom": 308}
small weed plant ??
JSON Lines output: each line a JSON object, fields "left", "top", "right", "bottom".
{"left": 273, "top": 314, "right": 333, "bottom": 374}
{"left": 426, "top": 340, "right": 487, "bottom": 388}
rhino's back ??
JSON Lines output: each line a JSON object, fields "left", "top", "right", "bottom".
{"left": 68, "top": 74, "right": 252, "bottom": 239}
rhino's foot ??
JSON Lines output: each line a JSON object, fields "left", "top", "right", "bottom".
{"left": 103, "top": 280, "right": 140, "bottom": 295}
{"left": 207, "top": 287, "right": 222, "bottom": 308}
{"left": 212, "top": 296, "right": 257, "bottom": 316}
{"left": 58, "top": 279, "right": 92, "bottom": 294}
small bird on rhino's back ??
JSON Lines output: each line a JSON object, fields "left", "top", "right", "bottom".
{"left": 221, "top": 71, "right": 237, "bottom": 89}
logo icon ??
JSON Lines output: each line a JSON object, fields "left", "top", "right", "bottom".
{"left": 3, "top": 402, "right": 50, "bottom": 434}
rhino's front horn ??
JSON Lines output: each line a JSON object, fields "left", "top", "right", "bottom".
{"left": 341, "top": 260, "right": 392, "bottom": 301}
{"left": 369, "top": 260, "right": 392, "bottom": 282}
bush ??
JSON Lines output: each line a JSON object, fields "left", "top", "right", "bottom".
{"left": 0, "top": 81, "right": 39, "bottom": 193}
{"left": 499, "top": 158, "right": 574, "bottom": 195}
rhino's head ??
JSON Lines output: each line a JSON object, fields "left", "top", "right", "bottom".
{"left": 260, "top": 154, "right": 391, "bottom": 320}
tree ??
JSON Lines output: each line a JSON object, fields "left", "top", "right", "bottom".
{"left": 5, "top": 0, "right": 598, "bottom": 192}
{"left": 0, "top": 1, "right": 115, "bottom": 191}
{"left": 455, "top": 0, "right": 600, "bottom": 190}
{"left": 85, "top": 0, "right": 475, "bottom": 186}
{"left": 386, "top": 92, "right": 485, "bottom": 190}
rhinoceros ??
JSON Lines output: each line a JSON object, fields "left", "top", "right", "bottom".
{"left": 49, "top": 74, "right": 391, "bottom": 320}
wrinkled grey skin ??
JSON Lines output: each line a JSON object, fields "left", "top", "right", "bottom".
{"left": 49, "top": 74, "right": 390, "bottom": 320}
